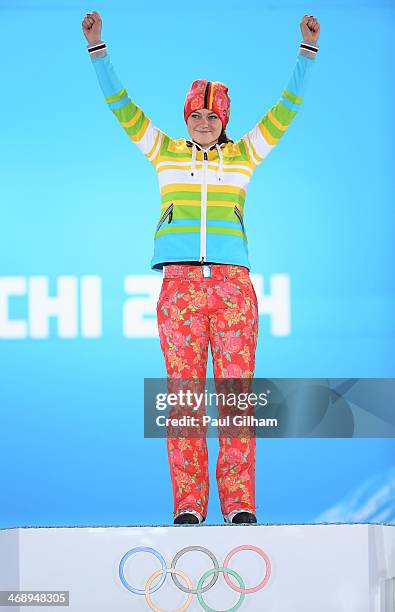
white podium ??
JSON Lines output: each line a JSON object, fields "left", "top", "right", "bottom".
{"left": 0, "top": 523, "right": 394, "bottom": 611}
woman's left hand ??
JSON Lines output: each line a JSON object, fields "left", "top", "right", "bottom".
{"left": 300, "top": 14, "right": 320, "bottom": 44}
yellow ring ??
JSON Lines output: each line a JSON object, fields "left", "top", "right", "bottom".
{"left": 145, "top": 567, "right": 194, "bottom": 611}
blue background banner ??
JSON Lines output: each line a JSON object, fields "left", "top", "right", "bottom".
{"left": 1, "top": 0, "right": 394, "bottom": 527}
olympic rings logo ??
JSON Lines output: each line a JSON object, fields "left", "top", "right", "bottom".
{"left": 119, "top": 544, "right": 271, "bottom": 611}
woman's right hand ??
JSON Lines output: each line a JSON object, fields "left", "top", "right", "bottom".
{"left": 82, "top": 11, "right": 102, "bottom": 45}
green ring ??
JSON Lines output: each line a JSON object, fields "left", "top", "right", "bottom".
{"left": 196, "top": 566, "right": 245, "bottom": 612}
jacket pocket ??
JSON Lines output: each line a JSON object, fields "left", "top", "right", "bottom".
{"left": 234, "top": 205, "right": 245, "bottom": 234}
{"left": 156, "top": 203, "right": 174, "bottom": 231}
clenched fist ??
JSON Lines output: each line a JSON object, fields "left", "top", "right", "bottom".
{"left": 82, "top": 11, "right": 102, "bottom": 45}
{"left": 300, "top": 14, "right": 320, "bottom": 44}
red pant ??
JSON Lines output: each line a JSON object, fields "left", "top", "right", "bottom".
{"left": 156, "top": 264, "right": 259, "bottom": 520}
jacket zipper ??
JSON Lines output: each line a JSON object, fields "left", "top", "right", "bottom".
{"left": 234, "top": 205, "right": 245, "bottom": 234}
{"left": 200, "top": 150, "right": 208, "bottom": 263}
{"left": 156, "top": 203, "right": 173, "bottom": 231}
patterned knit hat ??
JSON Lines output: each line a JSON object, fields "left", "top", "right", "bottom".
{"left": 184, "top": 79, "right": 230, "bottom": 129}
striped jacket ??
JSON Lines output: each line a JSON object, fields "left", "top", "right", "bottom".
{"left": 87, "top": 40, "right": 318, "bottom": 271}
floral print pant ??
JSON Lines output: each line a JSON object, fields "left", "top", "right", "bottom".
{"left": 156, "top": 263, "right": 259, "bottom": 520}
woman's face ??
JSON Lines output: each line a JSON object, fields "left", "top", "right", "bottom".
{"left": 187, "top": 108, "right": 223, "bottom": 147}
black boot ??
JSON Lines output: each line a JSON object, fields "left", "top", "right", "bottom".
{"left": 227, "top": 511, "right": 257, "bottom": 524}
{"left": 174, "top": 512, "right": 201, "bottom": 524}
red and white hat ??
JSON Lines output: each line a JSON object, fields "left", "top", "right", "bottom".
{"left": 184, "top": 79, "right": 230, "bottom": 129}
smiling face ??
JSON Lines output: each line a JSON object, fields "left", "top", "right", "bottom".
{"left": 187, "top": 108, "right": 223, "bottom": 148}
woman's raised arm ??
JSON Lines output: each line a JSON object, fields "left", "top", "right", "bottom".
{"left": 236, "top": 15, "right": 320, "bottom": 168}
{"left": 82, "top": 11, "right": 167, "bottom": 166}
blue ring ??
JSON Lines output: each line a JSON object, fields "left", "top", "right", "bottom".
{"left": 119, "top": 546, "right": 167, "bottom": 595}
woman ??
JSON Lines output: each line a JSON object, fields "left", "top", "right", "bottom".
{"left": 82, "top": 11, "right": 320, "bottom": 525}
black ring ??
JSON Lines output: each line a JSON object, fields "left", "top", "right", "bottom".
{"left": 170, "top": 546, "right": 220, "bottom": 594}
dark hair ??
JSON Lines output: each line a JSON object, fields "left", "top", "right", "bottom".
{"left": 217, "top": 128, "right": 234, "bottom": 145}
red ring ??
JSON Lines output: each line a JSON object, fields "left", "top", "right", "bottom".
{"left": 223, "top": 545, "right": 271, "bottom": 594}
